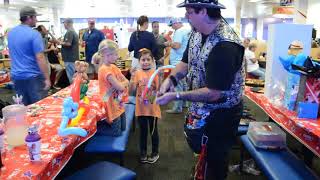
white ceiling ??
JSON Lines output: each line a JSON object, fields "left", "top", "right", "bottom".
{"left": 0, "top": 0, "right": 282, "bottom": 18}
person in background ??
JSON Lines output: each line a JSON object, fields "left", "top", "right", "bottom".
{"left": 36, "top": 25, "right": 64, "bottom": 89}
{"left": 130, "top": 48, "right": 161, "bottom": 164}
{"left": 47, "top": 41, "right": 64, "bottom": 89}
{"left": 243, "top": 38, "right": 250, "bottom": 49}
{"left": 8, "top": 6, "right": 50, "bottom": 105}
{"left": 36, "top": 25, "right": 54, "bottom": 75}
{"left": 164, "top": 30, "right": 173, "bottom": 42}
{"left": 128, "top": 15, "right": 158, "bottom": 73}
{"left": 97, "top": 39, "right": 129, "bottom": 137}
{"left": 245, "top": 43, "right": 265, "bottom": 80}
{"left": 156, "top": 0, "right": 245, "bottom": 179}
{"left": 0, "top": 32, "right": 6, "bottom": 59}
{"left": 91, "top": 52, "right": 102, "bottom": 73}
{"left": 151, "top": 21, "right": 169, "bottom": 67}
{"left": 82, "top": 19, "right": 105, "bottom": 79}
{"left": 164, "top": 17, "right": 190, "bottom": 114}
{"left": 58, "top": 18, "right": 79, "bottom": 83}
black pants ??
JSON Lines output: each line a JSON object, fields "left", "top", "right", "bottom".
{"left": 205, "top": 102, "right": 243, "bottom": 180}
{"left": 138, "top": 116, "right": 159, "bottom": 156}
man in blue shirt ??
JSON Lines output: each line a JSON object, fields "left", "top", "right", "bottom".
{"left": 165, "top": 17, "right": 190, "bottom": 113}
{"left": 82, "top": 19, "right": 105, "bottom": 79}
{"left": 8, "top": 6, "right": 50, "bottom": 105}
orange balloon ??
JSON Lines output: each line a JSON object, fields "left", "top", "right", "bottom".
{"left": 70, "top": 75, "right": 81, "bottom": 103}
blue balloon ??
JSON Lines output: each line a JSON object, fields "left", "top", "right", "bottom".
{"left": 58, "top": 127, "right": 88, "bottom": 137}
{"left": 279, "top": 53, "right": 308, "bottom": 75}
{"left": 59, "top": 97, "right": 87, "bottom": 137}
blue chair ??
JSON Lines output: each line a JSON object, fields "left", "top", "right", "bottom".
{"left": 65, "top": 161, "right": 136, "bottom": 180}
{"left": 240, "top": 135, "right": 319, "bottom": 180}
{"left": 85, "top": 104, "right": 135, "bottom": 165}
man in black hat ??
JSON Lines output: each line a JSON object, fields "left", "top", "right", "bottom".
{"left": 157, "top": 0, "right": 245, "bottom": 179}
{"left": 8, "top": 6, "right": 50, "bottom": 105}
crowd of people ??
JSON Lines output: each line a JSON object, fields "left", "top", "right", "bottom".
{"left": 7, "top": 0, "right": 257, "bottom": 179}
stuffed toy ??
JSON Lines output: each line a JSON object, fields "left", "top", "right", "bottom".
{"left": 74, "top": 61, "right": 89, "bottom": 84}
{"left": 73, "top": 61, "right": 89, "bottom": 100}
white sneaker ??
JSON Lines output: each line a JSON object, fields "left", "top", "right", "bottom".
{"left": 147, "top": 154, "right": 159, "bottom": 164}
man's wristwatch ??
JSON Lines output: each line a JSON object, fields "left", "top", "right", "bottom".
{"left": 176, "top": 92, "right": 181, "bottom": 100}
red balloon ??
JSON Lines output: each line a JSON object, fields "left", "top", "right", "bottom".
{"left": 70, "top": 75, "right": 81, "bottom": 103}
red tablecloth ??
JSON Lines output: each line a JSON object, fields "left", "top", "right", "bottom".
{"left": 0, "top": 81, "right": 104, "bottom": 179}
{"left": 244, "top": 87, "right": 320, "bottom": 157}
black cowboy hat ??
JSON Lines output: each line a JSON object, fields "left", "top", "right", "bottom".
{"left": 177, "top": 0, "right": 226, "bottom": 9}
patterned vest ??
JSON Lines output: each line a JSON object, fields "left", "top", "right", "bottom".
{"left": 187, "top": 19, "right": 245, "bottom": 117}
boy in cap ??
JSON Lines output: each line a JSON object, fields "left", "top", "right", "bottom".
{"left": 157, "top": 0, "right": 245, "bottom": 179}
{"left": 8, "top": 6, "right": 50, "bottom": 105}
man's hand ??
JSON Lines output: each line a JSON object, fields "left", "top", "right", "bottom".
{"left": 157, "top": 78, "right": 174, "bottom": 97}
{"left": 159, "top": 57, "right": 164, "bottom": 64}
{"left": 156, "top": 92, "right": 176, "bottom": 105}
{"left": 164, "top": 41, "right": 172, "bottom": 47}
{"left": 44, "top": 78, "right": 51, "bottom": 90}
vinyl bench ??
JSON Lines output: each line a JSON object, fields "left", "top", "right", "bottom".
{"left": 84, "top": 104, "right": 135, "bottom": 166}
{"left": 65, "top": 161, "right": 136, "bottom": 180}
{"left": 240, "top": 135, "right": 319, "bottom": 180}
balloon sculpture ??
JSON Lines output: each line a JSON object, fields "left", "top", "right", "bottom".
{"left": 279, "top": 49, "right": 309, "bottom": 110}
{"left": 142, "top": 65, "right": 175, "bottom": 104}
{"left": 58, "top": 62, "right": 90, "bottom": 137}
{"left": 68, "top": 75, "right": 90, "bottom": 127}
{"left": 58, "top": 97, "right": 87, "bottom": 137}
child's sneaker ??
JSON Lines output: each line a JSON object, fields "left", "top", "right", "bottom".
{"left": 140, "top": 155, "right": 148, "bottom": 163}
{"left": 147, "top": 153, "right": 159, "bottom": 164}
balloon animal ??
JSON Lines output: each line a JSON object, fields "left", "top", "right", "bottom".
{"left": 142, "top": 65, "right": 175, "bottom": 101}
{"left": 58, "top": 97, "right": 87, "bottom": 137}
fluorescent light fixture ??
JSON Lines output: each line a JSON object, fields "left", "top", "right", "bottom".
{"left": 249, "top": 0, "right": 262, "bottom": 2}
{"left": 24, "top": 0, "right": 38, "bottom": 2}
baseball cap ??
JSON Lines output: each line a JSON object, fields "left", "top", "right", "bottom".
{"left": 289, "top": 40, "right": 303, "bottom": 49}
{"left": 19, "top": 6, "right": 41, "bottom": 18}
{"left": 168, "top": 17, "right": 183, "bottom": 27}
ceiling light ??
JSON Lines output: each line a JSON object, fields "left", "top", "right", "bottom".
{"left": 24, "top": 0, "right": 38, "bottom": 2}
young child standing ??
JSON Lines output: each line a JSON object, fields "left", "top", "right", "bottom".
{"left": 130, "top": 48, "right": 161, "bottom": 163}
{"left": 97, "top": 39, "right": 129, "bottom": 137}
